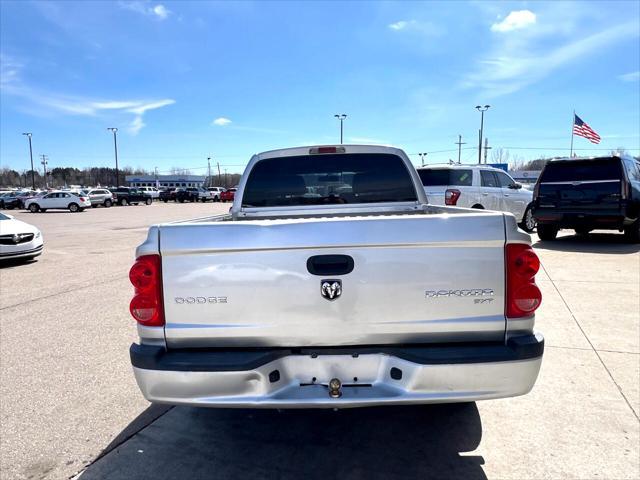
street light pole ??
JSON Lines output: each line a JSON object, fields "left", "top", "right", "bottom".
{"left": 334, "top": 114, "right": 347, "bottom": 144}
{"left": 107, "top": 128, "right": 119, "bottom": 187}
{"left": 22, "top": 133, "right": 36, "bottom": 190}
{"left": 475, "top": 105, "right": 490, "bottom": 164}
{"left": 418, "top": 152, "right": 427, "bottom": 167}
{"left": 40, "top": 154, "right": 49, "bottom": 188}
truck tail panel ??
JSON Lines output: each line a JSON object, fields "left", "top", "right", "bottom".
{"left": 159, "top": 213, "right": 508, "bottom": 348}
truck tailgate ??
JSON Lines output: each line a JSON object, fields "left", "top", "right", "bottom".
{"left": 159, "top": 213, "right": 507, "bottom": 348}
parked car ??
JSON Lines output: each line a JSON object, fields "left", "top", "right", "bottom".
{"left": 24, "top": 191, "right": 91, "bottom": 213}
{"left": 0, "top": 212, "right": 44, "bottom": 261}
{"left": 174, "top": 188, "right": 199, "bottom": 203}
{"left": 159, "top": 188, "right": 176, "bottom": 203}
{"left": 111, "top": 187, "right": 153, "bottom": 206}
{"left": 194, "top": 188, "right": 215, "bottom": 202}
{"left": 84, "top": 188, "right": 114, "bottom": 208}
{"left": 139, "top": 187, "right": 160, "bottom": 199}
{"left": 129, "top": 144, "right": 544, "bottom": 409}
{"left": 220, "top": 187, "right": 237, "bottom": 203}
{"left": 417, "top": 165, "right": 536, "bottom": 232}
{"left": 207, "top": 187, "right": 226, "bottom": 201}
{"left": 533, "top": 155, "right": 640, "bottom": 242}
{"left": 0, "top": 191, "right": 37, "bottom": 210}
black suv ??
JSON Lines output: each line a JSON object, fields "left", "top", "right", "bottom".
{"left": 112, "top": 187, "right": 153, "bottom": 206}
{"left": 532, "top": 155, "right": 640, "bottom": 242}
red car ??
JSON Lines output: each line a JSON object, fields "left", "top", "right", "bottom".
{"left": 220, "top": 188, "right": 237, "bottom": 203}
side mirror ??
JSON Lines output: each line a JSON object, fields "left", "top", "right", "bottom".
{"left": 510, "top": 183, "right": 522, "bottom": 190}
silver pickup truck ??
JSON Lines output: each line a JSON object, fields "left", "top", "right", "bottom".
{"left": 129, "top": 145, "right": 544, "bottom": 408}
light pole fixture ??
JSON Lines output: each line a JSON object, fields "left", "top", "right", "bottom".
{"left": 107, "top": 127, "right": 119, "bottom": 187}
{"left": 22, "top": 133, "right": 36, "bottom": 190}
{"left": 334, "top": 114, "right": 347, "bottom": 144}
{"left": 418, "top": 152, "right": 428, "bottom": 167}
{"left": 475, "top": 105, "right": 490, "bottom": 164}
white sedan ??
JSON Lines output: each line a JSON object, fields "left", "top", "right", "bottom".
{"left": 24, "top": 191, "right": 91, "bottom": 213}
{"left": 0, "top": 212, "right": 44, "bottom": 261}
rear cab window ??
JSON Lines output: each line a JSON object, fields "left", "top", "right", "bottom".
{"left": 418, "top": 169, "right": 472, "bottom": 187}
{"left": 242, "top": 153, "right": 418, "bottom": 207}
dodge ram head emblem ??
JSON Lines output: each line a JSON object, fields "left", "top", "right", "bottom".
{"left": 321, "top": 280, "right": 342, "bottom": 301}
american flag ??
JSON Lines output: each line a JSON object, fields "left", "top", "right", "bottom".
{"left": 573, "top": 114, "right": 601, "bottom": 144}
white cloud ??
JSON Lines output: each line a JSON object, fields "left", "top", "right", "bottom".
{"left": 491, "top": 10, "right": 536, "bottom": 33}
{"left": 464, "top": 22, "right": 639, "bottom": 97}
{"left": 618, "top": 71, "right": 640, "bottom": 82}
{"left": 152, "top": 4, "right": 170, "bottom": 20}
{"left": 118, "top": 2, "right": 171, "bottom": 20}
{"left": 389, "top": 21, "right": 410, "bottom": 31}
{"left": 0, "top": 58, "right": 175, "bottom": 134}
{"left": 212, "top": 117, "right": 232, "bottom": 126}
{"left": 388, "top": 19, "right": 444, "bottom": 36}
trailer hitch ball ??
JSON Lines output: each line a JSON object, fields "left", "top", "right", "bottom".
{"left": 329, "top": 378, "right": 342, "bottom": 398}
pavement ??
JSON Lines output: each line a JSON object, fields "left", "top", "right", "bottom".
{"left": 0, "top": 202, "right": 638, "bottom": 480}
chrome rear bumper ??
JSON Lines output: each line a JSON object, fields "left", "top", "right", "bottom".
{"left": 131, "top": 334, "right": 543, "bottom": 408}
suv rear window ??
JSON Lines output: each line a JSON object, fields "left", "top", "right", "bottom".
{"left": 417, "top": 169, "right": 472, "bottom": 187}
{"left": 541, "top": 158, "right": 623, "bottom": 182}
{"left": 242, "top": 153, "right": 417, "bottom": 207}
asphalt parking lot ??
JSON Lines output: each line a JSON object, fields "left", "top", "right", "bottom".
{"left": 1, "top": 203, "right": 638, "bottom": 480}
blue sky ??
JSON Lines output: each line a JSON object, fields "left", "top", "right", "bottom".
{"left": 1, "top": 0, "right": 639, "bottom": 175}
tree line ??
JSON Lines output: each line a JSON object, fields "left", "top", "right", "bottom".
{"left": 0, "top": 166, "right": 243, "bottom": 189}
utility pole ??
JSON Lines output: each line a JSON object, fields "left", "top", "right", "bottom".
{"left": 22, "top": 133, "right": 36, "bottom": 190}
{"left": 40, "top": 154, "right": 49, "bottom": 188}
{"left": 418, "top": 152, "right": 427, "bottom": 167}
{"left": 334, "top": 114, "right": 347, "bottom": 144}
{"left": 154, "top": 166, "right": 159, "bottom": 188}
{"left": 217, "top": 162, "right": 221, "bottom": 186}
{"left": 483, "top": 138, "right": 492, "bottom": 164}
{"left": 107, "top": 128, "right": 119, "bottom": 187}
{"left": 207, "top": 157, "right": 212, "bottom": 188}
{"left": 224, "top": 168, "right": 228, "bottom": 188}
{"left": 455, "top": 135, "right": 466, "bottom": 164}
{"left": 475, "top": 105, "right": 490, "bottom": 164}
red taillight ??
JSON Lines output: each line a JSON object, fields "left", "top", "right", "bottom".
{"left": 445, "top": 189, "right": 461, "bottom": 206}
{"left": 506, "top": 244, "right": 542, "bottom": 318}
{"left": 79, "top": 197, "right": 86, "bottom": 201}
{"left": 129, "top": 254, "right": 164, "bottom": 326}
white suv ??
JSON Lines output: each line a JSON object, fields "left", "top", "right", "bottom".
{"left": 25, "top": 191, "right": 92, "bottom": 213}
{"left": 207, "top": 187, "right": 225, "bottom": 202}
{"left": 139, "top": 187, "right": 160, "bottom": 199}
{"left": 417, "top": 165, "right": 536, "bottom": 232}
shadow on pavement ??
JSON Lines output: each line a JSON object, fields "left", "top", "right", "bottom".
{"left": 534, "top": 232, "right": 640, "bottom": 254}
{"left": 80, "top": 403, "right": 486, "bottom": 480}
{"left": 0, "top": 257, "right": 40, "bottom": 269}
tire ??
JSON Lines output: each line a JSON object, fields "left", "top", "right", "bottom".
{"left": 0, "top": 201, "right": 4, "bottom": 209}
{"left": 69, "top": 203, "right": 79, "bottom": 213}
{"left": 537, "top": 224, "right": 559, "bottom": 241}
{"left": 519, "top": 205, "right": 536, "bottom": 233}
{"left": 575, "top": 227, "right": 592, "bottom": 236}
{"left": 104, "top": 199, "right": 112, "bottom": 208}
{"left": 28, "top": 203, "right": 39, "bottom": 213}
{"left": 91, "top": 205, "right": 97, "bottom": 208}
{"left": 121, "top": 198, "right": 128, "bottom": 206}
{"left": 163, "top": 199, "right": 168, "bottom": 203}
{"left": 179, "top": 198, "right": 184, "bottom": 203}
{"left": 145, "top": 198, "right": 152, "bottom": 205}
{"left": 624, "top": 219, "right": 640, "bottom": 243}
{"left": 79, "top": 208, "right": 85, "bottom": 212}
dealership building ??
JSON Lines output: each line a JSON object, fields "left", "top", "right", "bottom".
{"left": 125, "top": 174, "right": 207, "bottom": 188}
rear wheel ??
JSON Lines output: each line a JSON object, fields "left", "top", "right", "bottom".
{"left": 537, "top": 224, "right": 559, "bottom": 241}
{"left": 163, "top": 199, "right": 168, "bottom": 203}
{"left": 145, "top": 198, "right": 152, "bottom": 205}
{"left": 28, "top": 203, "right": 39, "bottom": 213}
{"left": 121, "top": 198, "right": 128, "bottom": 206}
{"left": 104, "top": 199, "right": 112, "bottom": 208}
{"left": 574, "top": 227, "right": 592, "bottom": 236}
{"left": 519, "top": 205, "right": 536, "bottom": 233}
{"left": 68, "top": 203, "right": 79, "bottom": 213}
{"left": 624, "top": 219, "right": 640, "bottom": 243}
{"left": 91, "top": 204, "right": 97, "bottom": 208}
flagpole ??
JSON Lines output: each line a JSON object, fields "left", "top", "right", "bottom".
{"left": 570, "top": 110, "right": 575, "bottom": 157}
